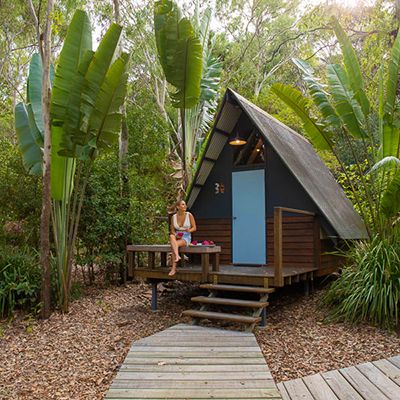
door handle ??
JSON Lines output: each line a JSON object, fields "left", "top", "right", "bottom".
{"left": 233, "top": 217, "right": 237, "bottom": 220}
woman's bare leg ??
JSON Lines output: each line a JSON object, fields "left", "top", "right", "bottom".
{"left": 169, "top": 234, "right": 180, "bottom": 262}
{"left": 169, "top": 238, "right": 187, "bottom": 276}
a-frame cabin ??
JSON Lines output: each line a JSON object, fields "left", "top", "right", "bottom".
{"left": 128, "top": 88, "right": 367, "bottom": 292}
{"left": 186, "top": 88, "right": 367, "bottom": 287}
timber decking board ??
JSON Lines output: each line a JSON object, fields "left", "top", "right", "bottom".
{"left": 105, "top": 323, "right": 281, "bottom": 400}
{"left": 280, "top": 356, "right": 400, "bottom": 400}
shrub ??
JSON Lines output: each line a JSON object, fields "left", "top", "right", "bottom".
{"left": 0, "top": 137, "right": 41, "bottom": 247}
{"left": 322, "top": 233, "right": 400, "bottom": 330}
{"left": 0, "top": 246, "right": 41, "bottom": 318}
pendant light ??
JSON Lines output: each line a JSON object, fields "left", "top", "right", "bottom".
{"left": 228, "top": 127, "right": 247, "bottom": 146}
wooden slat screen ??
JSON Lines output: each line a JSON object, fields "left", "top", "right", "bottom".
{"left": 194, "top": 219, "right": 232, "bottom": 264}
{"left": 267, "top": 215, "right": 315, "bottom": 268}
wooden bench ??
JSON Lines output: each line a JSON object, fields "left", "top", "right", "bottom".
{"left": 126, "top": 244, "right": 221, "bottom": 282}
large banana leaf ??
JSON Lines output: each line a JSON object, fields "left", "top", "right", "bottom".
{"left": 292, "top": 58, "right": 341, "bottom": 129}
{"left": 50, "top": 10, "right": 91, "bottom": 200}
{"left": 27, "top": 104, "right": 44, "bottom": 147}
{"left": 327, "top": 64, "right": 367, "bottom": 139}
{"left": 15, "top": 103, "right": 42, "bottom": 175}
{"left": 51, "top": 126, "right": 75, "bottom": 201}
{"left": 271, "top": 83, "right": 332, "bottom": 150}
{"left": 382, "top": 30, "right": 400, "bottom": 158}
{"left": 80, "top": 23, "right": 122, "bottom": 131}
{"left": 154, "top": 0, "right": 180, "bottom": 86}
{"left": 85, "top": 53, "right": 130, "bottom": 158}
{"left": 169, "top": 19, "right": 202, "bottom": 108}
{"left": 59, "top": 50, "right": 95, "bottom": 157}
{"left": 332, "top": 18, "right": 370, "bottom": 117}
{"left": 381, "top": 170, "right": 400, "bottom": 218}
{"left": 51, "top": 10, "right": 92, "bottom": 124}
{"left": 154, "top": 2, "right": 202, "bottom": 109}
{"left": 27, "top": 53, "right": 45, "bottom": 136}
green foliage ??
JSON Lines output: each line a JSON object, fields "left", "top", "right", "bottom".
{"left": 271, "top": 83, "right": 332, "bottom": 150}
{"left": 322, "top": 233, "right": 400, "bottom": 330}
{"left": 127, "top": 103, "right": 174, "bottom": 244}
{"left": 154, "top": 0, "right": 202, "bottom": 109}
{"left": 78, "top": 151, "right": 128, "bottom": 274}
{"left": 0, "top": 246, "right": 41, "bottom": 318}
{"left": 0, "top": 137, "right": 41, "bottom": 247}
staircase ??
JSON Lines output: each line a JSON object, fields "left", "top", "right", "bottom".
{"left": 182, "top": 284, "right": 275, "bottom": 332}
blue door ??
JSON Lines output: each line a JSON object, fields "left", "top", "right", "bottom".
{"left": 232, "top": 169, "right": 266, "bottom": 264}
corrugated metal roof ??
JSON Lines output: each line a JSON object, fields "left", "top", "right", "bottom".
{"left": 187, "top": 186, "right": 201, "bottom": 209}
{"left": 205, "top": 132, "right": 228, "bottom": 160}
{"left": 216, "top": 101, "right": 241, "bottom": 132}
{"left": 229, "top": 89, "right": 368, "bottom": 239}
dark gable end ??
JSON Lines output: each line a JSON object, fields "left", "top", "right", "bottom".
{"left": 188, "top": 89, "right": 368, "bottom": 240}
{"left": 230, "top": 89, "right": 368, "bottom": 239}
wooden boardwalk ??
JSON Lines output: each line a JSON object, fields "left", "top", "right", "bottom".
{"left": 104, "top": 323, "right": 281, "bottom": 399}
{"left": 278, "top": 355, "right": 400, "bottom": 400}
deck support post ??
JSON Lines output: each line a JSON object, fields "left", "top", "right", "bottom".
{"left": 151, "top": 281, "right": 158, "bottom": 311}
{"left": 260, "top": 307, "right": 267, "bottom": 327}
{"left": 304, "top": 279, "right": 310, "bottom": 296}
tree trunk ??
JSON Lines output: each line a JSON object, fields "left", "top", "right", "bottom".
{"left": 27, "top": 0, "right": 54, "bottom": 318}
{"left": 114, "top": 0, "right": 130, "bottom": 283}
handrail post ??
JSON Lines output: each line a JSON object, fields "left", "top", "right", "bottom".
{"left": 274, "top": 207, "right": 284, "bottom": 287}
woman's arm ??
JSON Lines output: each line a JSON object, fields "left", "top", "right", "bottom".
{"left": 188, "top": 213, "right": 197, "bottom": 233}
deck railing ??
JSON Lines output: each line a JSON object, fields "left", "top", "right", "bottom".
{"left": 273, "top": 207, "right": 319, "bottom": 287}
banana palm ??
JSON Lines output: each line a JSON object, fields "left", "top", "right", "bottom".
{"left": 14, "top": 10, "right": 130, "bottom": 312}
{"left": 271, "top": 17, "right": 400, "bottom": 232}
{"left": 154, "top": 0, "right": 205, "bottom": 185}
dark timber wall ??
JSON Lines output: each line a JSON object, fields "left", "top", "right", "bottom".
{"left": 190, "top": 140, "right": 339, "bottom": 268}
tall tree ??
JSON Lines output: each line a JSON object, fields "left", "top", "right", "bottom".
{"left": 26, "top": 0, "right": 54, "bottom": 319}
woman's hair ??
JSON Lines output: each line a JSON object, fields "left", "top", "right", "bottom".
{"left": 168, "top": 199, "right": 184, "bottom": 214}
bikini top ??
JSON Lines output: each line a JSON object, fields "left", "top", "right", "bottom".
{"left": 173, "top": 212, "right": 191, "bottom": 231}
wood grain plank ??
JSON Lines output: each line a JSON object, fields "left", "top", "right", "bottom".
{"left": 277, "top": 382, "right": 292, "bottom": 400}
{"left": 322, "top": 370, "right": 364, "bottom": 400}
{"left": 115, "top": 371, "right": 272, "bottom": 380}
{"left": 122, "top": 357, "right": 266, "bottom": 365}
{"left": 373, "top": 359, "right": 400, "bottom": 386}
{"left": 356, "top": 362, "right": 400, "bottom": 400}
{"left": 339, "top": 366, "right": 390, "bottom": 399}
{"left": 111, "top": 379, "right": 276, "bottom": 389}
{"left": 388, "top": 356, "right": 400, "bottom": 370}
{"left": 119, "top": 364, "right": 270, "bottom": 372}
{"left": 125, "top": 352, "right": 263, "bottom": 358}
{"left": 130, "top": 346, "right": 261, "bottom": 352}
{"left": 302, "top": 374, "right": 338, "bottom": 400}
{"left": 105, "top": 388, "right": 281, "bottom": 399}
{"left": 282, "top": 378, "right": 315, "bottom": 399}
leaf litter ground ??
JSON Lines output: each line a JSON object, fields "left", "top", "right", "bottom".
{"left": 0, "top": 280, "right": 399, "bottom": 399}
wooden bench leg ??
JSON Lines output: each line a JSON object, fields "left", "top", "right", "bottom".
{"left": 212, "top": 253, "right": 220, "bottom": 272}
{"left": 127, "top": 251, "right": 134, "bottom": 279}
{"left": 201, "top": 253, "right": 210, "bottom": 282}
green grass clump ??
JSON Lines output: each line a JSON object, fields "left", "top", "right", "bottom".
{"left": 322, "top": 233, "right": 400, "bottom": 330}
{"left": 0, "top": 246, "right": 41, "bottom": 318}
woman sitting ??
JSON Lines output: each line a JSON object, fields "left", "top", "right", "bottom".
{"left": 169, "top": 200, "right": 197, "bottom": 276}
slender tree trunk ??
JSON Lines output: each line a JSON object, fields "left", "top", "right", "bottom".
{"left": 27, "top": 0, "right": 54, "bottom": 318}
{"left": 113, "top": 0, "right": 130, "bottom": 283}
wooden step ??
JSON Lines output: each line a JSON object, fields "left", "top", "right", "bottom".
{"left": 200, "top": 284, "right": 275, "bottom": 294}
{"left": 183, "top": 310, "right": 261, "bottom": 324}
{"left": 191, "top": 296, "right": 268, "bottom": 308}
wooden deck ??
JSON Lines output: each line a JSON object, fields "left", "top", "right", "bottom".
{"left": 278, "top": 356, "right": 400, "bottom": 400}
{"left": 132, "top": 263, "right": 317, "bottom": 287}
{"left": 104, "top": 323, "right": 282, "bottom": 399}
